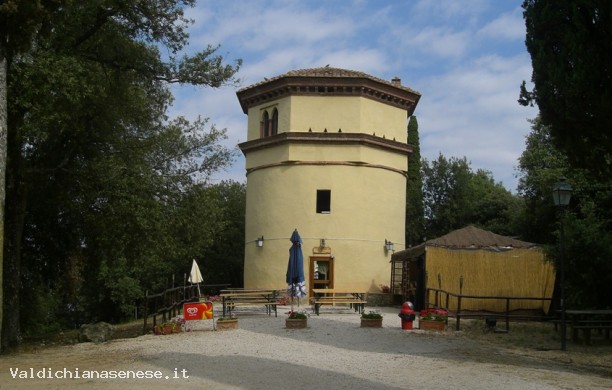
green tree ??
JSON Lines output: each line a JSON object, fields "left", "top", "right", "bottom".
{"left": 196, "top": 181, "right": 246, "bottom": 289}
{"left": 516, "top": 116, "right": 612, "bottom": 308}
{"left": 515, "top": 117, "right": 568, "bottom": 244}
{"left": 3, "top": 1, "right": 241, "bottom": 349}
{"left": 0, "top": 0, "right": 67, "bottom": 349}
{"left": 405, "top": 116, "right": 425, "bottom": 247}
{"left": 468, "top": 169, "right": 522, "bottom": 237}
{"left": 520, "top": 0, "right": 612, "bottom": 178}
{"left": 560, "top": 202, "right": 612, "bottom": 309}
{"left": 422, "top": 154, "right": 521, "bottom": 240}
{"left": 422, "top": 154, "right": 473, "bottom": 239}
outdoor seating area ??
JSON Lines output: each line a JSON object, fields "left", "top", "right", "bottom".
{"left": 219, "top": 289, "right": 283, "bottom": 317}
{"left": 565, "top": 309, "right": 612, "bottom": 344}
{"left": 310, "top": 289, "right": 367, "bottom": 315}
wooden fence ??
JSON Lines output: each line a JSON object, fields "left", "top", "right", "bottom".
{"left": 141, "top": 283, "right": 230, "bottom": 334}
{"left": 426, "top": 287, "right": 555, "bottom": 331}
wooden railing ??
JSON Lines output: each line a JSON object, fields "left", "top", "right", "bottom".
{"left": 425, "top": 287, "right": 554, "bottom": 331}
{"left": 141, "top": 283, "right": 230, "bottom": 334}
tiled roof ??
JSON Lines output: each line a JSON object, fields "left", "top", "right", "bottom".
{"left": 238, "top": 67, "right": 420, "bottom": 95}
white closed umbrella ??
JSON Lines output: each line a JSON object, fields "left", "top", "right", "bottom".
{"left": 188, "top": 259, "right": 204, "bottom": 297}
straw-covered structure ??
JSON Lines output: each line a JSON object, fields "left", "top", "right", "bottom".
{"left": 393, "top": 226, "right": 555, "bottom": 313}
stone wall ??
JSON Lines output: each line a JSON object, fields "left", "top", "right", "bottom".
{"left": 366, "top": 293, "right": 394, "bottom": 307}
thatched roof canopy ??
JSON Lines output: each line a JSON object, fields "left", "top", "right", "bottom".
{"left": 392, "top": 226, "right": 538, "bottom": 262}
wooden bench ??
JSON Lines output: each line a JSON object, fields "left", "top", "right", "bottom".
{"left": 564, "top": 309, "right": 612, "bottom": 345}
{"left": 571, "top": 320, "right": 612, "bottom": 344}
{"left": 310, "top": 289, "right": 367, "bottom": 315}
{"left": 220, "top": 289, "right": 282, "bottom": 317}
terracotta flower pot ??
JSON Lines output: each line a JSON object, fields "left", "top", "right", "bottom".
{"left": 360, "top": 318, "right": 383, "bottom": 328}
{"left": 162, "top": 325, "right": 175, "bottom": 335}
{"left": 419, "top": 319, "right": 445, "bottom": 331}
{"left": 285, "top": 318, "right": 308, "bottom": 329}
{"left": 216, "top": 319, "right": 238, "bottom": 331}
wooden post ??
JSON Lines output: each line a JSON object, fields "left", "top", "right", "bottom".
{"left": 456, "top": 276, "right": 464, "bottom": 331}
{"left": 142, "top": 290, "right": 149, "bottom": 335}
{"left": 505, "top": 298, "right": 510, "bottom": 331}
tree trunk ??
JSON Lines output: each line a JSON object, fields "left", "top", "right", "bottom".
{"left": 0, "top": 44, "right": 25, "bottom": 351}
{"left": 1, "top": 181, "right": 24, "bottom": 350}
{"left": 0, "top": 43, "right": 7, "bottom": 352}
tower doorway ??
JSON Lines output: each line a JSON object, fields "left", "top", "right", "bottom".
{"left": 309, "top": 257, "right": 334, "bottom": 297}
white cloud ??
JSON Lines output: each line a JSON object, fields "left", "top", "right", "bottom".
{"left": 412, "top": 0, "right": 491, "bottom": 21}
{"left": 171, "top": 0, "right": 535, "bottom": 191}
{"left": 414, "top": 52, "right": 538, "bottom": 189}
{"left": 477, "top": 7, "right": 526, "bottom": 41}
{"left": 408, "top": 27, "right": 473, "bottom": 59}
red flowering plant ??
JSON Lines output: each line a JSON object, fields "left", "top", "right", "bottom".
{"left": 419, "top": 308, "right": 448, "bottom": 322}
{"left": 286, "top": 310, "right": 308, "bottom": 319}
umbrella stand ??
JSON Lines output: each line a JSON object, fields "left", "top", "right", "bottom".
{"left": 286, "top": 229, "right": 306, "bottom": 313}
{"left": 289, "top": 284, "right": 301, "bottom": 311}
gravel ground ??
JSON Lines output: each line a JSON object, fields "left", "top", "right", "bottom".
{"left": 0, "top": 305, "right": 611, "bottom": 389}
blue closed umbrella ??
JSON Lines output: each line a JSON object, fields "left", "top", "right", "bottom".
{"left": 286, "top": 229, "right": 307, "bottom": 309}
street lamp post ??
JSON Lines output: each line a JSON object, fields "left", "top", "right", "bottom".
{"left": 552, "top": 177, "right": 572, "bottom": 351}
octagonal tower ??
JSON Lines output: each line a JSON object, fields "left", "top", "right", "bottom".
{"left": 237, "top": 67, "right": 421, "bottom": 296}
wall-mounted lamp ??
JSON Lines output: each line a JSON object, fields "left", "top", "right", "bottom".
{"left": 320, "top": 238, "right": 326, "bottom": 248}
{"left": 256, "top": 236, "right": 264, "bottom": 247}
{"left": 384, "top": 239, "right": 394, "bottom": 252}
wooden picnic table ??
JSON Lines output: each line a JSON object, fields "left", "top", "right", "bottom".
{"left": 311, "top": 289, "right": 367, "bottom": 315}
{"left": 220, "top": 289, "right": 282, "bottom": 317}
{"left": 564, "top": 309, "right": 612, "bottom": 344}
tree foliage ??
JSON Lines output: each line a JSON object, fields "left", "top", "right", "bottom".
{"left": 515, "top": 117, "right": 568, "bottom": 244}
{"left": 196, "top": 181, "right": 246, "bottom": 289}
{"left": 516, "top": 117, "right": 612, "bottom": 309}
{"left": 2, "top": 1, "right": 241, "bottom": 349}
{"left": 0, "top": 0, "right": 69, "bottom": 352}
{"left": 405, "top": 116, "right": 425, "bottom": 247}
{"left": 520, "top": 0, "right": 612, "bottom": 178}
{"left": 422, "top": 154, "right": 521, "bottom": 240}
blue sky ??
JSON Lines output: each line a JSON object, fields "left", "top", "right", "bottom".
{"left": 169, "top": 0, "right": 539, "bottom": 192}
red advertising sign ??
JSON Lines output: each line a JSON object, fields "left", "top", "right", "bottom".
{"left": 183, "top": 301, "right": 213, "bottom": 321}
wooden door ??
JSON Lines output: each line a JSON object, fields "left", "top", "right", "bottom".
{"left": 309, "top": 257, "right": 334, "bottom": 297}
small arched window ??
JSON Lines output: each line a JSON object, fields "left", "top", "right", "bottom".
{"left": 272, "top": 109, "right": 278, "bottom": 136}
{"left": 261, "top": 111, "right": 270, "bottom": 138}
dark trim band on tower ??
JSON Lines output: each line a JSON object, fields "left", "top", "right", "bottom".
{"left": 243, "top": 160, "right": 409, "bottom": 177}
{"left": 239, "top": 131, "right": 413, "bottom": 155}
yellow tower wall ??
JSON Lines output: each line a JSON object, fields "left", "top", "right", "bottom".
{"left": 244, "top": 163, "right": 406, "bottom": 292}
{"left": 246, "top": 95, "right": 407, "bottom": 142}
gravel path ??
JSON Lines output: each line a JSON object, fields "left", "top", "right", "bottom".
{"left": 1, "top": 306, "right": 611, "bottom": 389}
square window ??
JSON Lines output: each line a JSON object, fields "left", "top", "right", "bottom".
{"left": 316, "top": 190, "right": 331, "bottom": 214}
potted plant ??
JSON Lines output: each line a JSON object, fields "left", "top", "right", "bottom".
{"left": 172, "top": 316, "right": 185, "bottom": 333}
{"left": 285, "top": 310, "right": 308, "bottom": 329}
{"left": 419, "top": 308, "right": 448, "bottom": 331}
{"left": 154, "top": 316, "right": 185, "bottom": 335}
{"left": 216, "top": 314, "right": 238, "bottom": 331}
{"left": 360, "top": 310, "right": 383, "bottom": 328}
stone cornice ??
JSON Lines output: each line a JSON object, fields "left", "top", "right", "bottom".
{"left": 238, "top": 132, "right": 413, "bottom": 156}
{"left": 236, "top": 68, "right": 421, "bottom": 115}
